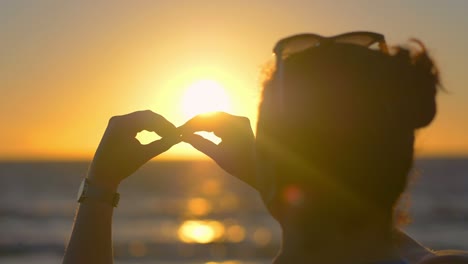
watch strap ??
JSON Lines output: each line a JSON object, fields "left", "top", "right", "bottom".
{"left": 78, "top": 178, "right": 120, "bottom": 207}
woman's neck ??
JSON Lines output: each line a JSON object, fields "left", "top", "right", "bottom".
{"left": 274, "top": 214, "right": 399, "bottom": 264}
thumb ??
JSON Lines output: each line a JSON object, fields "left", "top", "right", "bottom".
{"left": 182, "top": 133, "right": 220, "bottom": 161}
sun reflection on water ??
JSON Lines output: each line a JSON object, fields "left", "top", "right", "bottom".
{"left": 177, "top": 220, "right": 225, "bottom": 244}
{"left": 187, "top": 197, "right": 212, "bottom": 216}
{"left": 201, "top": 179, "right": 222, "bottom": 196}
{"left": 252, "top": 227, "right": 272, "bottom": 246}
{"left": 225, "top": 224, "right": 246, "bottom": 243}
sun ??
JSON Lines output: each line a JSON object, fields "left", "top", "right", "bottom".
{"left": 180, "top": 79, "right": 232, "bottom": 119}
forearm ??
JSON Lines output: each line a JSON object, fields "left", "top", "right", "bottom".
{"left": 62, "top": 199, "right": 115, "bottom": 264}
{"left": 62, "top": 173, "right": 119, "bottom": 264}
{"left": 62, "top": 110, "right": 180, "bottom": 263}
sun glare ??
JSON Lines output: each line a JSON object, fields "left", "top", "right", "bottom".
{"left": 180, "top": 80, "right": 232, "bottom": 119}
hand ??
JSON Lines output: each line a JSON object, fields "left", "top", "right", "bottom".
{"left": 180, "top": 112, "right": 257, "bottom": 189}
{"left": 88, "top": 110, "right": 181, "bottom": 190}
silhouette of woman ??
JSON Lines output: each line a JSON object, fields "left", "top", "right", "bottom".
{"left": 179, "top": 32, "right": 468, "bottom": 264}
{"left": 63, "top": 32, "right": 468, "bottom": 264}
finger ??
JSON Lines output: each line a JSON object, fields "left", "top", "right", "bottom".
{"left": 181, "top": 133, "right": 220, "bottom": 161}
{"left": 143, "top": 134, "right": 182, "bottom": 160}
{"left": 180, "top": 112, "right": 249, "bottom": 138}
{"left": 121, "top": 110, "right": 178, "bottom": 137}
{"left": 180, "top": 112, "right": 233, "bottom": 132}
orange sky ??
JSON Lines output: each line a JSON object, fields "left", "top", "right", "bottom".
{"left": 1, "top": 1, "right": 468, "bottom": 160}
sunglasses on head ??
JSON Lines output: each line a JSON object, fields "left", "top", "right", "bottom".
{"left": 272, "top": 31, "right": 389, "bottom": 111}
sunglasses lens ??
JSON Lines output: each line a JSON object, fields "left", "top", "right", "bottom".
{"left": 280, "top": 35, "right": 322, "bottom": 58}
{"left": 334, "top": 34, "right": 383, "bottom": 47}
{"left": 276, "top": 32, "right": 386, "bottom": 59}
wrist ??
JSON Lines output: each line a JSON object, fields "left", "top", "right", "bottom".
{"left": 78, "top": 177, "right": 121, "bottom": 207}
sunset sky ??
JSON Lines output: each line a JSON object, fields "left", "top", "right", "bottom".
{"left": 1, "top": 0, "right": 467, "bottom": 160}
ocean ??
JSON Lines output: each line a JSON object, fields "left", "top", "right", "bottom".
{"left": 0, "top": 158, "right": 467, "bottom": 264}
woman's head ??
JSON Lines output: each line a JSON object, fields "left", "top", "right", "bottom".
{"left": 256, "top": 33, "right": 440, "bottom": 224}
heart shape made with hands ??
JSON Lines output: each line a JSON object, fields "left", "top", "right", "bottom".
{"left": 131, "top": 111, "right": 256, "bottom": 190}
{"left": 135, "top": 129, "right": 221, "bottom": 145}
{"left": 136, "top": 130, "right": 162, "bottom": 145}
{"left": 135, "top": 112, "right": 241, "bottom": 146}
{"left": 132, "top": 111, "right": 255, "bottom": 180}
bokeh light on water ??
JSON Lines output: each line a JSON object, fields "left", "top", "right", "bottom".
{"left": 187, "top": 198, "right": 213, "bottom": 216}
{"left": 252, "top": 227, "right": 273, "bottom": 247}
{"left": 178, "top": 220, "right": 225, "bottom": 244}
{"left": 201, "top": 179, "right": 222, "bottom": 196}
{"left": 176, "top": 219, "right": 254, "bottom": 245}
{"left": 225, "top": 224, "right": 246, "bottom": 243}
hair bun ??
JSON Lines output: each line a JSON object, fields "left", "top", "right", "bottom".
{"left": 393, "top": 40, "right": 440, "bottom": 129}
{"left": 411, "top": 77, "right": 437, "bottom": 129}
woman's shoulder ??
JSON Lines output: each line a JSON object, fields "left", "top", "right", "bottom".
{"left": 419, "top": 252, "right": 468, "bottom": 264}
{"left": 395, "top": 229, "right": 468, "bottom": 264}
{"left": 419, "top": 250, "right": 468, "bottom": 264}
{"left": 395, "top": 229, "right": 433, "bottom": 263}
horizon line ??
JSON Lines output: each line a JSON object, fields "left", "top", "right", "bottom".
{"left": 1, "top": 154, "right": 468, "bottom": 163}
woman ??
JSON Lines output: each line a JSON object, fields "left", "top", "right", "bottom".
{"left": 62, "top": 32, "right": 467, "bottom": 264}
